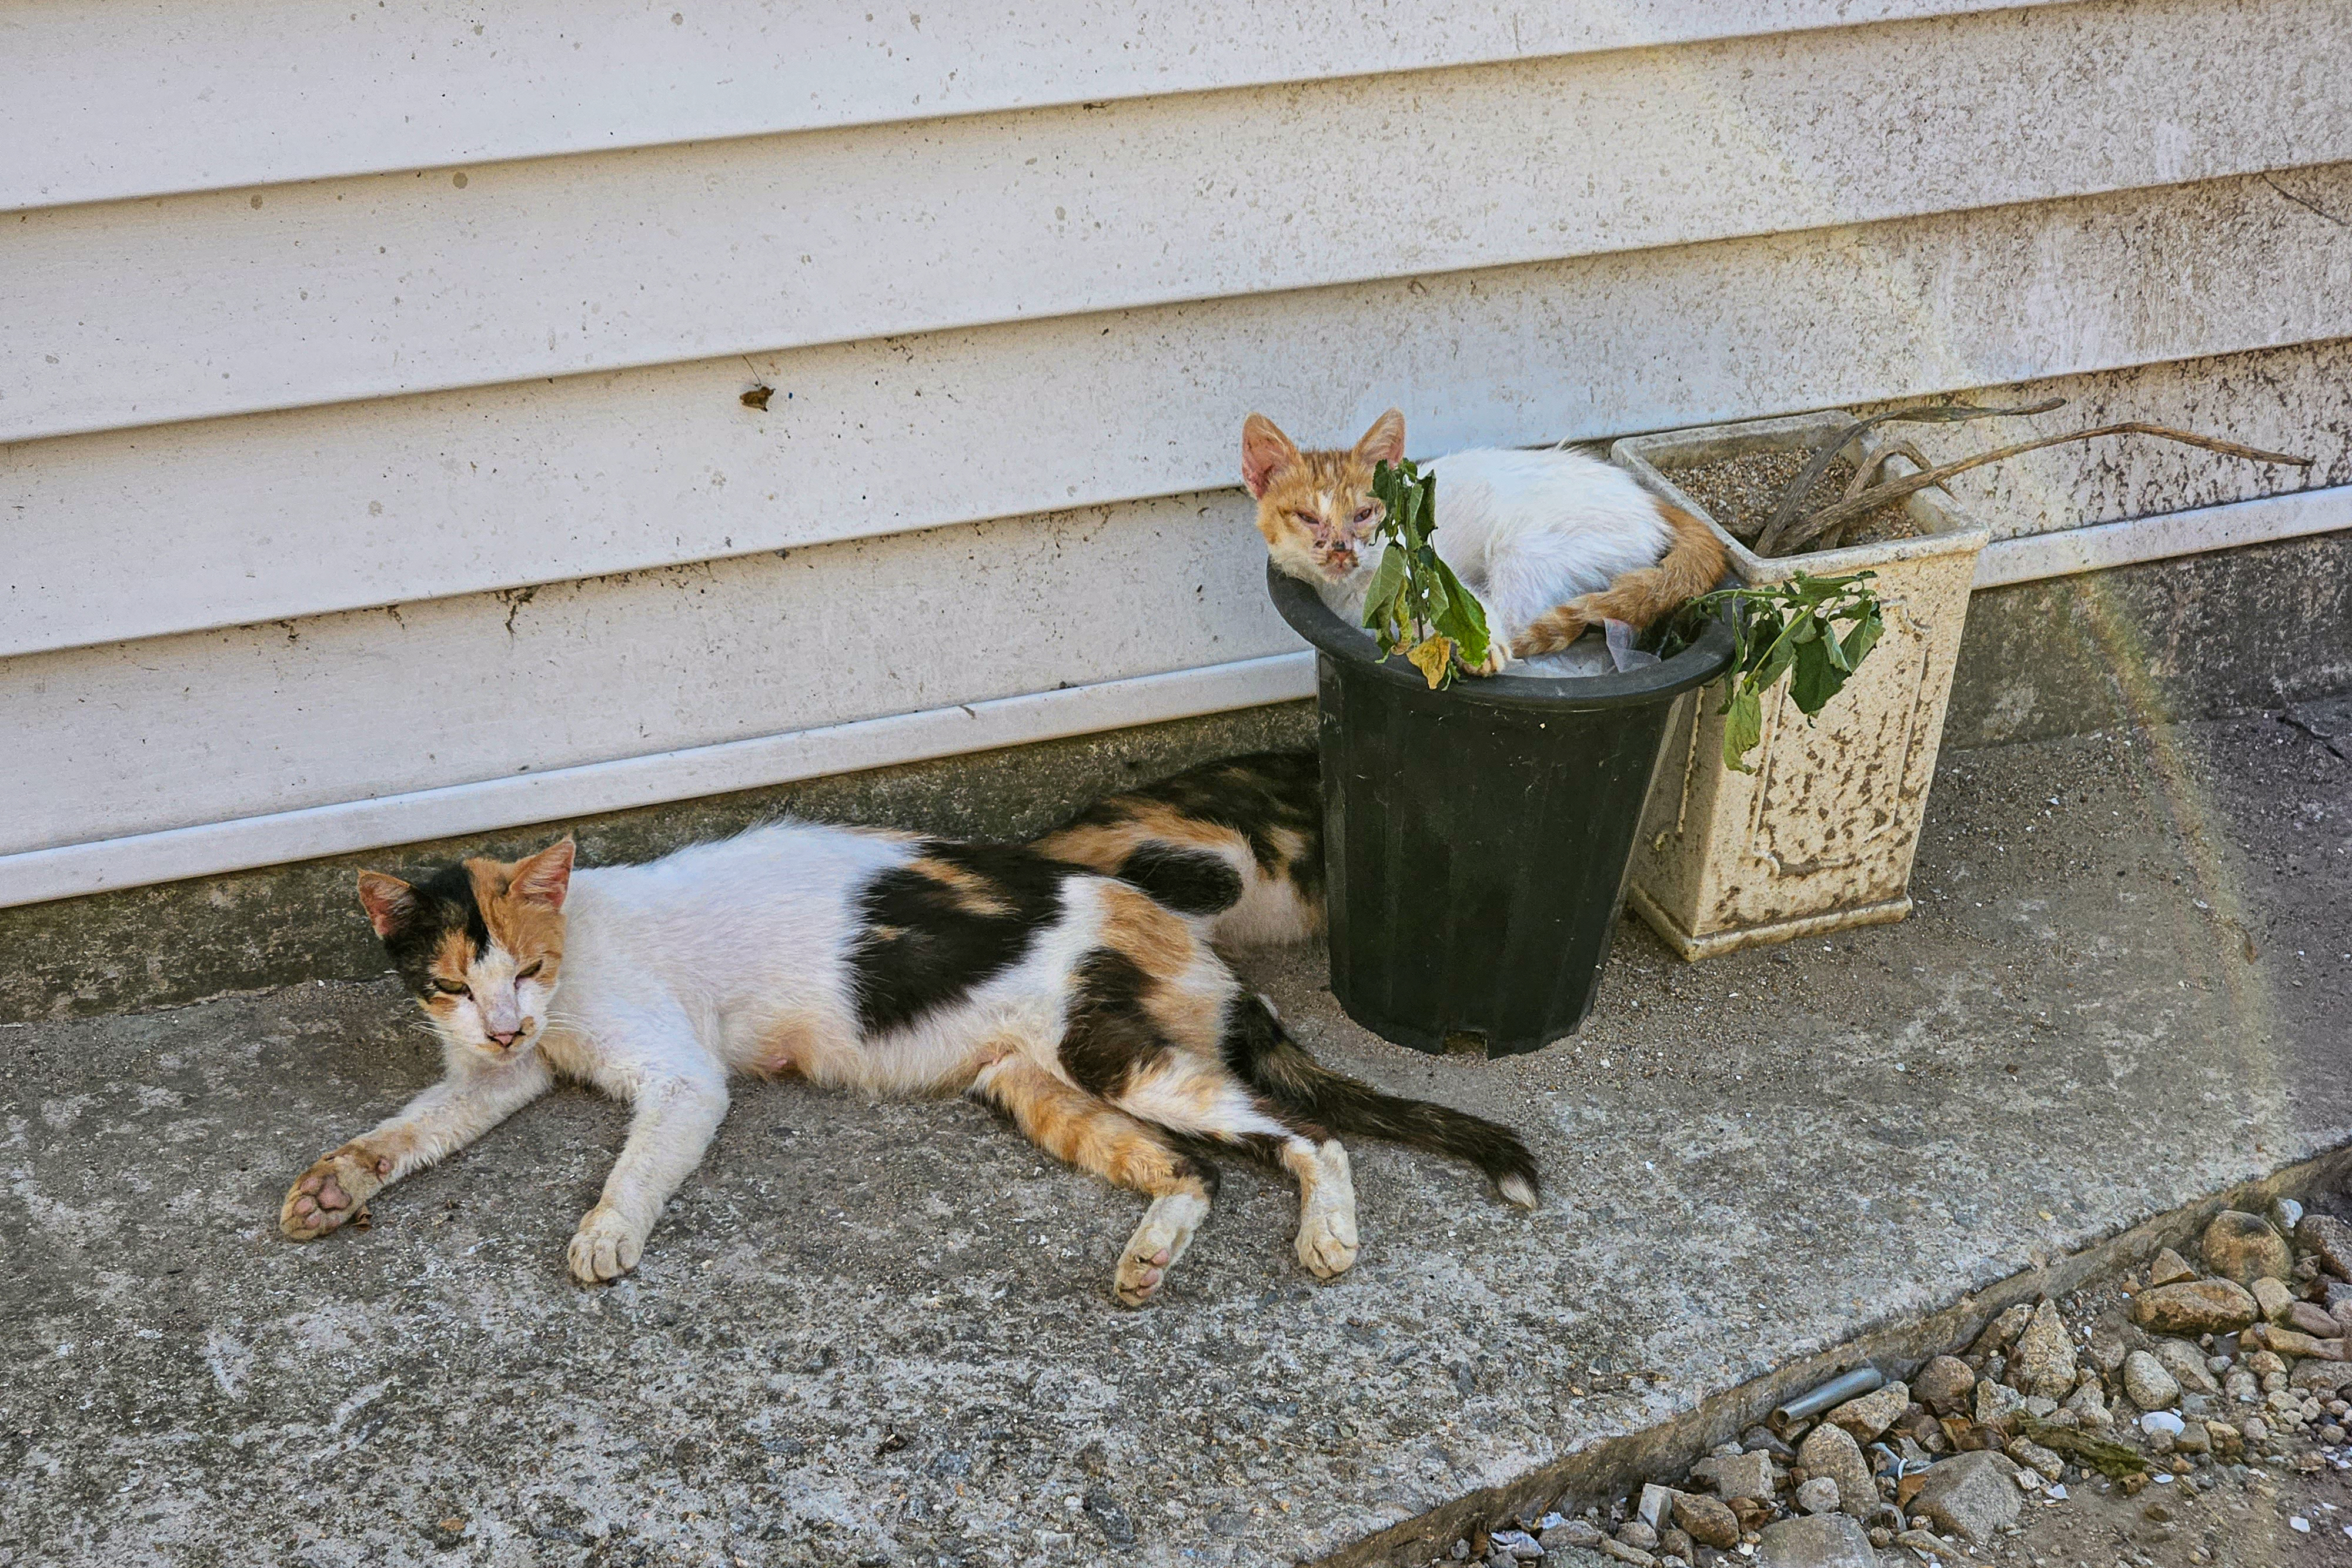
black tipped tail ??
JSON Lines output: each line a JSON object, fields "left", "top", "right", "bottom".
{"left": 1220, "top": 995, "right": 1541, "bottom": 1205}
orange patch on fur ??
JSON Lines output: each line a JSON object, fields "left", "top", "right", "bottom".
{"left": 979, "top": 1059, "right": 1207, "bottom": 1199}
{"left": 465, "top": 853, "right": 567, "bottom": 972}
{"left": 751, "top": 1009, "right": 830, "bottom": 1078}
{"left": 427, "top": 927, "right": 475, "bottom": 992}
{"left": 1097, "top": 883, "right": 1197, "bottom": 983}
{"left": 906, "top": 855, "right": 1015, "bottom": 918}
{"left": 1036, "top": 800, "right": 1247, "bottom": 877}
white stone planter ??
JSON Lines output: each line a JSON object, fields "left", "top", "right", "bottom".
{"left": 1610, "top": 411, "right": 1992, "bottom": 959}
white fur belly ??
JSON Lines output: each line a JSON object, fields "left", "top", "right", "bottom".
{"left": 1425, "top": 447, "right": 1671, "bottom": 634}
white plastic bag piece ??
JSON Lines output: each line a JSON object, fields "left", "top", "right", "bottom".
{"left": 1605, "top": 618, "right": 1662, "bottom": 673}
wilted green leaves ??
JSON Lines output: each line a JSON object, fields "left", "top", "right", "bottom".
{"left": 1659, "top": 570, "right": 1886, "bottom": 771}
{"left": 1362, "top": 459, "right": 1493, "bottom": 689}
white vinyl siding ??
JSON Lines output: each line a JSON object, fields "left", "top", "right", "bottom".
{"left": 2, "top": 0, "right": 2347, "bottom": 904}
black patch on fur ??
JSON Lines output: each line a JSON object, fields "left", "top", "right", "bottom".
{"left": 1058, "top": 948, "right": 1171, "bottom": 1098}
{"left": 848, "top": 840, "right": 1065, "bottom": 1037}
{"left": 374, "top": 862, "right": 490, "bottom": 999}
{"left": 1218, "top": 992, "right": 1541, "bottom": 1200}
{"left": 1111, "top": 844, "right": 1245, "bottom": 918}
{"left": 1073, "top": 751, "right": 1322, "bottom": 884}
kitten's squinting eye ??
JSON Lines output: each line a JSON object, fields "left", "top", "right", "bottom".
{"left": 516, "top": 959, "right": 544, "bottom": 980}
{"left": 1291, "top": 510, "right": 1319, "bottom": 533}
{"left": 1352, "top": 506, "right": 1376, "bottom": 526}
{"left": 432, "top": 978, "right": 470, "bottom": 998}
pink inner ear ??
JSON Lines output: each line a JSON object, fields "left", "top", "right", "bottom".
{"left": 1241, "top": 418, "right": 1298, "bottom": 499}
{"left": 1355, "top": 410, "right": 1406, "bottom": 467}
{"left": 513, "top": 840, "right": 576, "bottom": 909}
{"left": 356, "top": 874, "right": 413, "bottom": 938}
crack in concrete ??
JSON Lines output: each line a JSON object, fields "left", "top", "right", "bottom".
{"left": 2263, "top": 174, "right": 2350, "bottom": 229}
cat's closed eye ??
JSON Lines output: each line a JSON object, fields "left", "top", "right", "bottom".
{"left": 432, "top": 978, "right": 470, "bottom": 997}
{"left": 1290, "top": 510, "right": 1318, "bottom": 532}
{"left": 516, "top": 959, "right": 544, "bottom": 979}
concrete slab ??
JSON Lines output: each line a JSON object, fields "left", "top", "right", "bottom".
{"left": 6, "top": 702, "right": 2349, "bottom": 1568}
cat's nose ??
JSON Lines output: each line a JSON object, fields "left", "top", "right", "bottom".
{"left": 488, "top": 1028, "right": 520, "bottom": 1047}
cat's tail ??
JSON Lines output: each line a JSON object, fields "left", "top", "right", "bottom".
{"left": 1512, "top": 499, "right": 1728, "bottom": 656}
{"left": 1220, "top": 995, "right": 1541, "bottom": 1207}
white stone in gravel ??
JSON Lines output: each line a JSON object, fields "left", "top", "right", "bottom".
{"left": 1974, "top": 1381, "right": 2026, "bottom": 1427}
{"left": 2155, "top": 1339, "right": 2221, "bottom": 1396}
{"left": 1910, "top": 1452, "right": 2022, "bottom": 1544}
{"left": 2123, "top": 1350, "right": 2181, "bottom": 1411}
{"left": 1755, "top": 1513, "right": 1875, "bottom": 1568}
{"left": 2013, "top": 1300, "right": 2079, "bottom": 1398}
{"left": 2141, "top": 1410, "right": 2186, "bottom": 1437}
{"left": 1690, "top": 1451, "right": 1776, "bottom": 1503}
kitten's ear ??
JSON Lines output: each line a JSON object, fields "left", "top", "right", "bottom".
{"left": 1352, "top": 408, "right": 1406, "bottom": 467}
{"left": 356, "top": 871, "right": 417, "bottom": 939}
{"left": 1240, "top": 413, "right": 1301, "bottom": 499}
{"left": 510, "top": 837, "right": 576, "bottom": 910}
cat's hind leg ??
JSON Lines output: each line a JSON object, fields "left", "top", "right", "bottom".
{"left": 970, "top": 1056, "right": 1218, "bottom": 1307}
{"left": 1070, "top": 888, "right": 1365, "bottom": 1283}
{"left": 1114, "top": 1059, "right": 1361, "bottom": 1283}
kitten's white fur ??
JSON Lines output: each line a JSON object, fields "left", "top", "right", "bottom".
{"left": 1319, "top": 446, "right": 1671, "bottom": 638}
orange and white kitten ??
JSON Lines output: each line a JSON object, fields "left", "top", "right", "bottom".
{"left": 1241, "top": 409, "right": 1726, "bottom": 672}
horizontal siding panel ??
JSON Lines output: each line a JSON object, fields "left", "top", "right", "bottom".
{"left": 0, "top": 653, "right": 1321, "bottom": 908}
{"left": 0, "top": 0, "right": 2070, "bottom": 212}
{"left": 5, "top": 0, "right": 2344, "bottom": 444}
{"left": 0, "top": 494, "right": 1291, "bottom": 857}
{"left": 8, "top": 337, "right": 2346, "bottom": 862}
{"left": 8, "top": 166, "right": 2348, "bottom": 656}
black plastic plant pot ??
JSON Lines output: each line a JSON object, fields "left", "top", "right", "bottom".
{"left": 1267, "top": 564, "right": 1737, "bottom": 1056}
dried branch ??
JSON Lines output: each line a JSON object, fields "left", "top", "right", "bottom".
{"left": 1752, "top": 399, "right": 2067, "bottom": 556}
{"left": 1775, "top": 422, "right": 2315, "bottom": 555}
{"left": 1812, "top": 439, "right": 1931, "bottom": 552}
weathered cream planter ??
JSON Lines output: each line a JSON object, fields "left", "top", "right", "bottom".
{"left": 1610, "top": 411, "right": 1992, "bottom": 959}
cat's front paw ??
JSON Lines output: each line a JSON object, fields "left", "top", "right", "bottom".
{"left": 567, "top": 1205, "right": 644, "bottom": 1284}
{"left": 279, "top": 1144, "right": 389, "bottom": 1239}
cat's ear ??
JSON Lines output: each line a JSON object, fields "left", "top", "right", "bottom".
{"left": 356, "top": 871, "right": 417, "bottom": 939}
{"left": 1240, "top": 413, "right": 1301, "bottom": 499}
{"left": 1352, "top": 408, "right": 1406, "bottom": 467}
{"left": 510, "top": 837, "right": 576, "bottom": 911}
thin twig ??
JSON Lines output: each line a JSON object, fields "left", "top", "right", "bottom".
{"left": 1778, "top": 422, "right": 2315, "bottom": 553}
{"left": 1753, "top": 398, "right": 2067, "bottom": 556}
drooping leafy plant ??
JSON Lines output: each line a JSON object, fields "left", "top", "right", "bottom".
{"left": 1360, "top": 458, "right": 1494, "bottom": 689}
{"left": 1658, "top": 571, "right": 1886, "bottom": 772}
